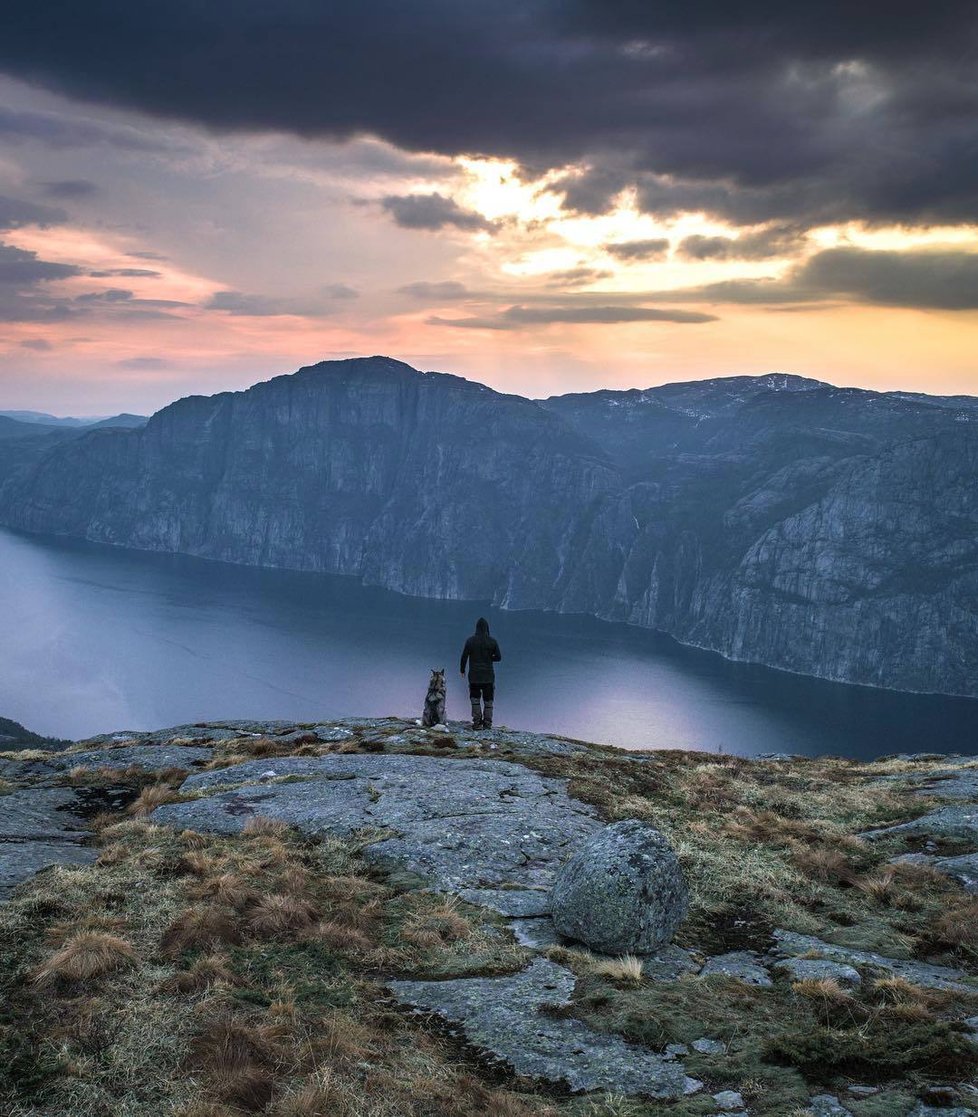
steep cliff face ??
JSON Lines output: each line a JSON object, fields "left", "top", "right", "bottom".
{"left": 1, "top": 356, "right": 975, "bottom": 696}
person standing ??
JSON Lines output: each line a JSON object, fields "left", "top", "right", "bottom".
{"left": 460, "top": 617, "right": 501, "bottom": 729}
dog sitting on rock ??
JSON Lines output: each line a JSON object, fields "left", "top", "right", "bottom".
{"left": 421, "top": 668, "right": 447, "bottom": 728}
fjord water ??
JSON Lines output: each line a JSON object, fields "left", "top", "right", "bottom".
{"left": 1, "top": 528, "right": 975, "bottom": 758}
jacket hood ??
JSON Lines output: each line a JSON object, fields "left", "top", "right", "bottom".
{"left": 475, "top": 617, "right": 490, "bottom": 636}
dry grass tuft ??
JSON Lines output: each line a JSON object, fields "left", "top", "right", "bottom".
{"left": 187, "top": 1013, "right": 283, "bottom": 1112}
{"left": 178, "top": 849, "right": 228, "bottom": 877}
{"left": 312, "top": 919, "right": 374, "bottom": 954}
{"left": 161, "top": 903, "right": 243, "bottom": 956}
{"left": 33, "top": 930, "right": 138, "bottom": 986}
{"left": 164, "top": 952, "right": 237, "bottom": 994}
{"left": 872, "top": 975, "right": 955, "bottom": 1020}
{"left": 191, "top": 872, "right": 261, "bottom": 910}
{"left": 854, "top": 867, "right": 903, "bottom": 906}
{"left": 402, "top": 898, "right": 473, "bottom": 949}
{"left": 272, "top": 1079, "right": 352, "bottom": 1117}
{"left": 791, "top": 845, "right": 857, "bottom": 885}
{"left": 790, "top": 977, "right": 852, "bottom": 1005}
{"left": 174, "top": 1103, "right": 242, "bottom": 1117}
{"left": 242, "top": 815, "right": 290, "bottom": 837}
{"left": 246, "top": 893, "right": 319, "bottom": 939}
{"left": 128, "top": 781, "right": 184, "bottom": 817}
{"left": 926, "top": 900, "right": 978, "bottom": 951}
{"left": 588, "top": 954, "right": 645, "bottom": 983}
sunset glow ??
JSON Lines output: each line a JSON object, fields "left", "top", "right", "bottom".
{"left": 1, "top": 10, "right": 976, "bottom": 415}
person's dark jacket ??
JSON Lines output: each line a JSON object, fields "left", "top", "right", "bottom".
{"left": 460, "top": 617, "right": 502, "bottom": 684}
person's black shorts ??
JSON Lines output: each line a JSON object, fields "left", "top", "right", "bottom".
{"left": 469, "top": 681, "right": 494, "bottom": 701}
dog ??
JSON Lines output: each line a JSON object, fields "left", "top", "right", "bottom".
{"left": 421, "top": 668, "right": 447, "bottom": 727}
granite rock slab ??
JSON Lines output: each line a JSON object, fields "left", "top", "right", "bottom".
{"left": 774, "top": 957, "right": 862, "bottom": 986}
{"left": 699, "top": 950, "right": 773, "bottom": 987}
{"left": 0, "top": 788, "right": 90, "bottom": 841}
{"left": 0, "top": 840, "right": 98, "bottom": 899}
{"left": 0, "top": 744, "right": 212, "bottom": 784}
{"left": 772, "top": 930, "right": 973, "bottom": 992}
{"left": 863, "top": 804, "right": 978, "bottom": 844}
{"left": 153, "top": 753, "right": 600, "bottom": 892}
{"left": 894, "top": 851, "right": 978, "bottom": 893}
{"left": 388, "top": 958, "right": 702, "bottom": 1097}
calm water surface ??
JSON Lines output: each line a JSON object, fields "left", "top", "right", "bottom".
{"left": 1, "top": 529, "right": 975, "bottom": 759}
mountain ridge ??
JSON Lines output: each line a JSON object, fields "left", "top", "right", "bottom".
{"left": 1, "top": 356, "right": 975, "bottom": 697}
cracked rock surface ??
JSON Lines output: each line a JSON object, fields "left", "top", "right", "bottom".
{"left": 154, "top": 753, "right": 601, "bottom": 892}
{"left": 388, "top": 958, "right": 702, "bottom": 1098}
{"left": 0, "top": 787, "right": 95, "bottom": 898}
{"left": 772, "top": 931, "right": 973, "bottom": 993}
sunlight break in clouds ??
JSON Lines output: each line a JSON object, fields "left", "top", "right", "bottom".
{"left": 0, "top": 23, "right": 977, "bottom": 415}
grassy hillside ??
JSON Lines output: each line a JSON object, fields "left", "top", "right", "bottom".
{"left": 1, "top": 722, "right": 976, "bottom": 1116}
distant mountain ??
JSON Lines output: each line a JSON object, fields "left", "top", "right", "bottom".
{"left": 0, "top": 410, "right": 94, "bottom": 427}
{"left": 0, "top": 415, "right": 56, "bottom": 441}
{"left": 0, "top": 714, "right": 69, "bottom": 749}
{"left": 89, "top": 413, "right": 149, "bottom": 429}
{"left": 0, "top": 356, "right": 975, "bottom": 697}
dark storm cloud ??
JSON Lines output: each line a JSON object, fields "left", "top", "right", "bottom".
{"left": 678, "top": 225, "right": 806, "bottom": 260}
{"left": 0, "top": 106, "right": 183, "bottom": 152}
{"left": 605, "top": 239, "right": 670, "bottom": 261}
{"left": 75, "top": 287, "right": 133, "bottom": 303}
{"left": 398, "top": 280, "right": 472, "bottom": 300}
{"left": 0, "top": 243, "right": 81, "bottom": 321}
{"left": 380, "top": 194, "right": 498, "bottom": 232}
{"left": 116, "top": 356, "right": 169, "bottom": 369}
{"left": 654, "top": 247, "right": 978, "bottom": 310}
{"left": 0, "top": 2, "right": 974, "bottom": 230}
{"left": 20, "top": 337, "right": 52, "bottom": 350}
{"left": 89, "top": 268, "right": 162, "bottom": 278}
{"left": 205, "top": 290, "right": 346, "bottom": 316}
{"left": 0, "top": 194, "right": 67, "bottom": 231}
{"left": 322, "top": 283, "right": 359, "bottom": 299}
{"left": 545, "top": 267, "right": 613, "bottom": 287}
{"left": 429, "top": 304, "right": 717, "bottom": 329}
{"left": 39, "top": 179, "right": 99, "bottom": 199}
{"left": 797, "top": 246, "right": 978, "bottom": 309}
{"left": 0, "top": 242, "right": 80, "bottom": 284}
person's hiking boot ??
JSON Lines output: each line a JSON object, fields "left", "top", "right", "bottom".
{"left": 482, "top": 701, "right": 493, "bottom": 729}
{"left": 470, "top": 699, "right": 483, "bottom": 730}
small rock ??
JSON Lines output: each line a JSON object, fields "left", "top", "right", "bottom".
{"left": 691, "top": 1037, "right": 725, "bottom": 1055}
{"left": 550, "top": 819, "right": 688, "bottom": 954}
{"left": 313, "top": 725, "right": 354, "bottom": 742}
{"left": 664, "top": 1043, "right": 690, "bottom": 1058}
{"left": 713, "top": 1090, "right": 744, "bottom": 1111}
{"left": 774, "top": 957, "right": 861, "bottom": 986}
{"left": 700, "top": 950, "right": 772, "bottom": 987}
{"left": 509, "top": 917, "right": 564, "bottom": 949}
{"left": 809, "top": 1096, "right": 853, "bottom": 1117}
{"left": 641, "top": 945, "right": 701, "bottom": 981}
{"left": 847, "top": 1085, "right": 879, "bottom": 1097}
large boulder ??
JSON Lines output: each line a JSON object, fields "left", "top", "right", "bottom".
{"left": 550, "top": 819, "right": 688, "bottom": 954}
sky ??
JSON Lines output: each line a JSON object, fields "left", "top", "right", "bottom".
{"left": 0, "top": 2, "right": 976, "bottom": 415}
